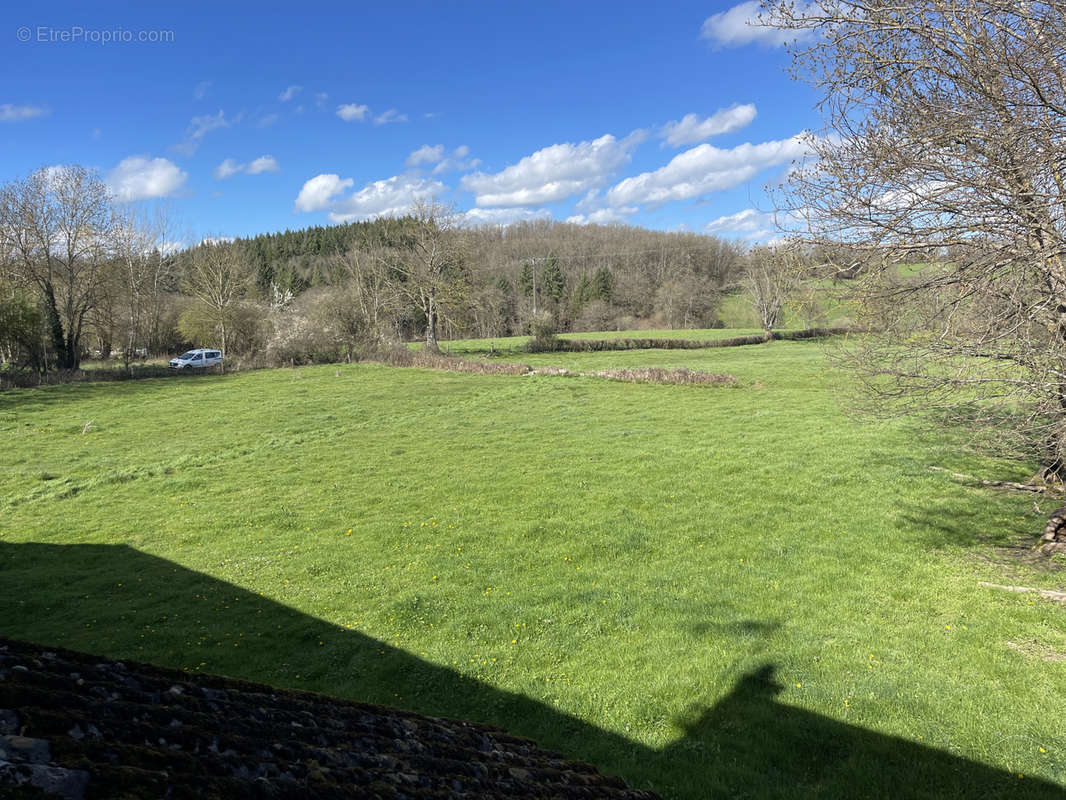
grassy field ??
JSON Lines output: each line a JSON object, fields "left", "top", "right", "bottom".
{"left": 426, "top": 327, "right": 768, "bottom": 356}
{"left": 718, "top": 284, "right": 856, "bottom": 330}
{"left": 2, "top": 338, "right": 1065, "bottom": 798}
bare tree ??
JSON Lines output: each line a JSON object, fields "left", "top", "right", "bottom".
{"left": 744, "top": 246, "right": 798, "bottom": 332}
{"left": 764, "top": 1, "right": 1066, "bottom": 511}
{"left": 180, "top": 240, "right": 254, "bottom": 363}
{"left": 0, "top": 165, "right": 114, "bottom": 369}
{"left": 113, "top": 204, "right": 179, "bottom": 370}
{"left": 331, "top": 243, "right": 402, "bottom": 342}
{"left": 388, "top": 199, "right": 467, "bottom": 352}
{"left": 654, "top": 270, "right": 720, "bottom": 329}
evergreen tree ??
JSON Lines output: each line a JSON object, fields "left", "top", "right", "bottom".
{"left": 518, "top": 262, "right": 534, "bottom": 297}
{"left": 592, "top": 267, "right": 614, "bottom": 303}
{"left": 574, "top": 273, "right": 592, "bottom": 305}
{"left": 541, "top": 256, "right": 565, "bottom": 300}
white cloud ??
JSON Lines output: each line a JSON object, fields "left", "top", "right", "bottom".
{"left": 704, "top": 207, "right": 808, "bottom": 241}
{"left": 156, "top": 240, "right": 185, "bottom": 256}
{"left": 0, "top": 104, "right": 49, "bottom": 122}
{"left": 201, "top": 236, "right": 235, "bottom": 245}
{"left": 215, "top": 155, "right": 280, "bottom": 179}
{"left": 193, "top": 81, "right": 211, "bottom": 100}
{"left": 293, "top": 174, "right": 354, "bottom": 212}
{"left": 871, "top": 180, "right": 952, "bottom": 212}
{"left": 246, "top": 155, "right": 280, "bottom": 174}
{"left": 574, "top": 189, "right": 603, "bottom": 213}
{"left": 701, "top": 1, "right": 815, "bottom": 48}
{"left": 40, "top": 165, "right": 68, "bottom": 190}
{"left": 336, "top": 103, "right": 369, "bottom": 122}
{"left": 461, "top": 132, "right": 645, "bottom": 208}
{"left": 373, "top": 108, "right": 407, "bottom": 125}
{"left": 605, "top": 134, "right": 814, "bottom": 207}
{"left": 214, "top": 158, "right": 242, "bottom": 180}
{"left": 279, "top": 85, "right": 302, "bottom": 102}
{"left": 174, "top": 110, "right": 233, "bottom": 154}
{"left": 258, "top": 113, "right": 279, "bottom": 128}
{"left": 336, "top": 104, "right": 407, "bottom": 125}
{"left": 407, "top": 144, "right": 479, "bottom": 173}
{"left": 327, "top": 175, "right": 445, "bottom": 223}
{"left": 315, "top": 92, "right": 329, "bottom": 109}
{"left": 407, "top": 144, "right": 445, "bottom": 166}
{"left": 704, "top": 208, "right": 772, "bottom": 234}
{"left": 159, "top": 240, "right": 186, "bottom": 256}
{"left": 565, "top": 207, "right": 638, "bottom": 225}
{"left": 188, "top": 110, "right": 231, "bottom": 139}
{"left": 464, "top": 207, "right": 553, "bottom": 227}
{"left": 660, "top": 104, "right": 757, "bottom": 147}
{"left": 433, "top": 145, "right": 480, "bottom": 175}
{"left": 107, "top": 156, "right": 188, "bottom": 202}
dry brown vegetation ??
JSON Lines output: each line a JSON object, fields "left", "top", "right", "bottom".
{"left": 371, "top": 346, "right": 736, "bottom": 387}
{"left": 545, "top": 327, "right": 854, "bottom": 352}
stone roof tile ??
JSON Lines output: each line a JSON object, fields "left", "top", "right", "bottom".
{"left": 0, "top": 638, "right": 660, "bottom": 799}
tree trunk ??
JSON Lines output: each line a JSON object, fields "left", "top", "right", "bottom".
{"left": 219, "top": 317, "right": 227, "bottom": 373}
{"left": 65, "top": 315, "right": 83, "bottom": 371}
{"left": 424, "top": 290, "right": 440, "bottom": 353}
{"left": 42, "top": 285, "right": 73, "bottom": 370}
{"left": 61, "top": 332, "right": 79, "bottom": 371}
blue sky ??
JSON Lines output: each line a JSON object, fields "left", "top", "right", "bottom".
{"left": 1, "top": 1, "right": 819, "bottom": 243}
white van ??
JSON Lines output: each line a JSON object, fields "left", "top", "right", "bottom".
{"left": 169, "top": 348, "right": 223, "bottom": 370}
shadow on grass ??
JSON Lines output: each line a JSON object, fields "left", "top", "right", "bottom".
{"left": 2, "top": 541, "right": 1061, "bottom": 799}
{"left": 0, "top": 369, "right": 230, "bottom": 413}
{"left": 897, "top": 492, "right": 1044, "bottom": 553}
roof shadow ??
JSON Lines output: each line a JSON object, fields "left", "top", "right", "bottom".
{"left": 2, "top": 541, "right": 1061, "bottom": 799}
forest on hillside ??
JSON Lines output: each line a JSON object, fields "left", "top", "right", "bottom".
{"left": 235, "top": 214, "right": 748, "bottom": 337}
{"left": 0, "top": 169, "right": 850, "bottom": 373}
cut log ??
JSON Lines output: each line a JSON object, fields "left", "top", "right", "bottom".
{"left": 1042, "top": 506, "right": 1066, "bottom": 542}
{"left": 927, "top": 466, "right": 1049, "bottom": 493}
{"left": 978, "top": 582, "right": 1066, "bottom": 603}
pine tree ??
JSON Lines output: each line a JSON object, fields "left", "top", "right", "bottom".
{"left": 592, "top": 267, "right": 613, "bottom": 303}
{"left": 574, "top": 273, "right": 592, "bottom": 305}
{"left": 541, "top": 256, "right": 565, "bottom": 300}
{"left": 518, "top": 262, "right": 534, "bottom": 297}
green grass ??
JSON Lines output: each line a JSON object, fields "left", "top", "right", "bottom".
{"left": 427, "top": 327, "right": 768, "bottom": 356}
{"left": 2, "top": 341, "right": 1064, "bottom": 798}
{"left": 719, "top": 285, "right": 858, "bottom": 330}
{"left": 716, "top": 264, "right": 947, "bottom": 330}
{"left": 560, "top": 328, "right": 766, "bottom": 341}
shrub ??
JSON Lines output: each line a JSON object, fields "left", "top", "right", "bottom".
{"left": 526, "top": 312, "right": 560, "bottom": 353}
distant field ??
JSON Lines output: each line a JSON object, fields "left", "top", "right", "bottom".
{"left": 2, "top": 339, "right": 1064, "bottom": 798}
{"left": 716, "top": 263, "right": 940, "bottom": 329}
{"left": 719, "top": 284, "right": 858, "bottom": 330}
{"left": 429, "top": 327, "right": 769, "bottom": 355}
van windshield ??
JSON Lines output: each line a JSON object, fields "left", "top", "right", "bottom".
{"left": 178, "top": 351, "right": 198, "bottom": 360}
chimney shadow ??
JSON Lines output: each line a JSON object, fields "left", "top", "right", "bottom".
{"left": 2, "top": 541, "right": 1061, "bottom": 799}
